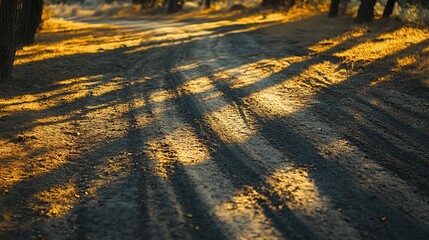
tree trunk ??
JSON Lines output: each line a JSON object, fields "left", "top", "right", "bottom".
{"left": 0, "top": 0, "right": 19, "bottom": 81}
{"left": 328, "top": 0, "right": 341, "bottom": 17}
{"left": 272, "top": 0, "right": 280, "bottom": 10}
{"left": 0, "top": 0, "right": 43, "bottom": 80}
{"left": 382, "top": 0, "right": 397, "bottom": 18}
{"left": 283, "top": 0, "right": 295, "bottom": 8}
{"left": 27, "top": 0, "right": 43, "bottom": 45}
{"left": 261, "top": 0, "right": 270, "bottom": 7}
{"left": 341, "top": 0, "right": 350, "bottom": 14}
{"left": 167, "top": 0, "right": 177, "bottom": 13}
{"left": 204, "top": 0, "right": 210, "bottom": 9}
{"left": 177, "top": 0, "right": 184, "bottom": 11}
{"left": 0, "top": 46, "right": 17, "bottom": 81}
{"left": 354, "top": 0, "right": 376, "bottom": 23}
{"left": 17, "top": 0, "right": 32, "bottom": 46}
{"left": 261, "top": 0, "right": 281, "bottom": 9}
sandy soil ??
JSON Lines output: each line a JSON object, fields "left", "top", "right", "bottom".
{"left": 1, "top": 8, "right": 429, "bottom": 240}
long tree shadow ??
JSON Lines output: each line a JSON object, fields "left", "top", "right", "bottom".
{"left": 215, "top": 26, "right": 429, "bottom": 239}
{"left": 1, "top": 14, "right": 355, "bottom": 144}
{"left": 307, "top": 39, "right": 429, "bottom": 195}
{"left": 161, "top": 17, "right": 429, "bottom": 238}
{"left": 2, "top": 11, "right": 428, "bottom": 240}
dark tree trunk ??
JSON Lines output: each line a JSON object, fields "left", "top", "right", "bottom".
{"left": 17, "top": 0, "right": 32, "bottom": 46}
{"left": 261, "top": 0, "right": 280, "bottom": 9}
{"left": 0, "top": 0, "right": 19, "bottom": 81}
{"left": 167, "top": 0, "right": 184, "bottom": 13}
{"left": 167, "top": 0, "right": 177, "bottom": 13}
{"left": 0, "top": 43, "right": 17, "bottom": 81}
{"left": 177, "top": 0, "right": 184, "bottom": 11}
{"left": 262, "top": 0, "right": 293, "bottom": 9}
{"left": 137, "top": 0, "right": 157, "bottom": 9}
{"left": 167, "top": 0, "right": 179, "bottom": 13}
{"left": 26, "top": 0, "right": 43, "bottom": 45}
{"left": 382, "top": 0, "right": 397, "bottom": 18}
{"left": 17, "top": 0, "right": 43, "bottom": 45}
{"left": 0, "top": 0, "right": 43, "bottom": 81}
{"left": 272, "top": 0, "right": 280, "bottom": 10}
{"left": 205, "top": 0, "right": 210, "bottom": 8}
{"left": 341, "top": 0, "right": 350, "bottom": 14}
{"left": 283, "top": 0, "right": 295, "bottom": 8}
{"left": 328, "top": 0, "right": 341, "bottom": 17}
{"left": 261, "top": 0, "right": 270, "bottom": 7}
{"left": 354, "top": 0, "right": 376, "bottom": 23}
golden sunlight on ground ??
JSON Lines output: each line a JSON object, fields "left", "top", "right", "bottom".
{"left": 395, "top": 55, "right": 418, "bottom": 69}
{"left": 205, "top": 104, "right": 258, "bottom": 143}
{"left": 146, "top": 127, "right": 211, "bottom": 171}
{"left": 0, "top": 123, "right": 75, "bottom": 189}
{"left": 180, "top": 76, "right": 216, "bottom": 95}
{"left": 0, "top": 73, "right": 130, "bottom": 189}
{"left": 178, "top": 72, "right": 259, "bottom": 143}
{"left": 2, "top": 5, "right": 429, "bottom": 239}
{"left": 227, "top": 57, "right": 299, "bottom": 90}
{"left": 15, "top": 20, "right": 131, "bottom": 65}
{"left": 307, "top": 27, "right": 367, "bottom": 53}
{"left": 125, "top": 7, "right": 321, "bottom": 54}
{"left": 266, "top": 166, "right": 323, "bottom": 213}
{"left": 0, "top": 75, "right": 96, "bottom": 117}
{"left": 215, "top": 186, "right": 283, "bottom": 240}
{"left": 31, "top": 183, "right": 79, "bottom": 218}
{"left": 335, "top": 27, "right": 429, "bottom": 62}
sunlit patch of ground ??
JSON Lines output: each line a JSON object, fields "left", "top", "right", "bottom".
{"left": 0, "top": 75, "right": 98, "bottom": 117}
{"left": 215, "top": 186, "right": 283, "bottom": 239}
{"left": 335, "top": 26, "right": 429, "bottom": 62}
{"left": 14, "top": 19, "right": 144, "bottom": 65}
{"left": 1, "top": 5, "right": 429, "bottom": 238}
{"left": 30, "top": 183, "right": 79, "bottom": 218}
{"left": 333, "top": 25, "right": 429, "bottom": 91}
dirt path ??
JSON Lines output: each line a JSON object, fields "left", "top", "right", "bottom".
{"left": 1, "top": 10, "right": 429, "bottom": 239}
